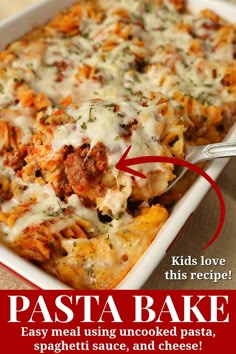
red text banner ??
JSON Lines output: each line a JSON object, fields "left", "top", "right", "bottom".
{"left": 0, "top": 290, "right": 235, "bottom": 353}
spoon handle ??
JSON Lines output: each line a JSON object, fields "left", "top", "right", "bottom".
{"left": 202, "top": 141, "right": 236, "bottom": 160}
{"left": 165, "top": 140, "right": 236, "bottom": 192}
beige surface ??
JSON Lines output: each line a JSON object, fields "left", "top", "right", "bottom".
{"left": 0, "top": 1, "right": 38, "bottom": 20}
{"left": 0, "top": 0, "right": 235, "bottom": 290}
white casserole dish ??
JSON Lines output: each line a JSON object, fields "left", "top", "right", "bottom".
{"left": 0, "top": 0, "right": 236, "bottom": 290}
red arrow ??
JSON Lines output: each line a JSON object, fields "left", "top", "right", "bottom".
{"left": 116, "top": 145, "right": 225, "bottom": 250}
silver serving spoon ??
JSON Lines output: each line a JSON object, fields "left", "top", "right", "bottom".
{"left": 165, "top": 140, "right": 236, "bottom": 191}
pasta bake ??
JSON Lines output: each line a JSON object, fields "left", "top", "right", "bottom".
{"left": 0, "top": 0, "right": 235, "bottom": 289}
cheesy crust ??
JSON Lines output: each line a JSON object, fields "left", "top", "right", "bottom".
{"left": 0, "top": 0, "right": 236, "bottom": 289}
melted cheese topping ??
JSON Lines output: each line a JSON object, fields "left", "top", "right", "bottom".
{"left": 51, "top": 99, "right": 166, "bottom": 172}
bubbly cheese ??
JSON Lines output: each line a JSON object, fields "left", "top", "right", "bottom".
{"left": 51, "top": 99, "right": 167, "bottom": 176}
